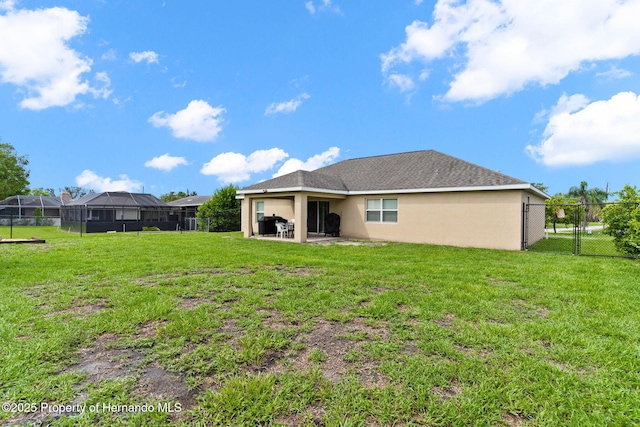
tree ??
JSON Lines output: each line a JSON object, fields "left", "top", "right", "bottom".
{"left": 545, "top": 193, "right": 578, "bottom": 233}
{"left": 601, "top": 185, "right": 640, "bottom": 256}
{"left": 567, "top": 181, "right": 608, "bottom": 229}
{"left": 531, "top": 182, "right": 549, "bottom": 194}
{"left": 60, "top": 186, "right": 93, "bottom": 199}
{"left": 28, "top": 188, "right": 56, "bottom": 196}
{"left": 160, "top": 190, "right": 197, "bottom": 203}
{"left": 196, "top": 185, "right": 241, "bottom": 232}
{"left": 0, "top": 141, "right": 30, "bottom": 200}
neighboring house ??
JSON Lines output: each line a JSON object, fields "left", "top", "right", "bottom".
{"left": 236, "top": 150, "right": 548, "bottom": 250}
{"left": 167, "top": 195, "right": 212, "bottom": 218}
{"left": 168, "top": 195, "right": 213, "bottom": 230}
{"left": 61, "top": 192, "right": 179, "bottom": 233}
{"left": 0, "top": 195, "right": 68, "bottom": 225}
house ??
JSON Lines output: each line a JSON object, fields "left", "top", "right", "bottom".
{"left": 0, "top": 195, "right": 68, "bottom": 225}
{"left": 236, "top": 150, "right": 548, "bottom": 250}
{"left": 61, "top": 191, "right": 179, "bottom": 233}
{"left": 168, "top": 195, "right": 213, "bottom": 230}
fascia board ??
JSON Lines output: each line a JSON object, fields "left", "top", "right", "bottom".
{"left": 348, "top": 184, "right": 549, "bottom": 197}
{"left": 237, "top": 186, "right": 349, "bottom": 196}
{"left": 237, "top": 184, "right": 549, "bottom": 198}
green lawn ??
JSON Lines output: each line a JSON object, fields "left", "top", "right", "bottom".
{"left": 529, "top": 228, "right": 623, "bottom": 256}
{"left": 1, "top": 227, "right": 640, "bottom": 426}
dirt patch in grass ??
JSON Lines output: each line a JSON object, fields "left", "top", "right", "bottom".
{"left": 501, "top": 412, "right": 527, "bottom": 426}
{"left": 277, "top": 404, "right": 326, "bottom": 426}
{"left": 257, "top": 308, "right": 291, "bottom": 331}
{"left": 46, "top": 298, "right": 107, "bottom": 318}
{"left": 273, "top": 265, "right": 320, "bottom": 277}
{"left": 219, "top": 318, "right": 241, "bottom": 336}
{"left": 266, "top": 317, "right": 390, "bottom": 387}
{"left": 57, "top": 326, "right": 195, "bottom": 423}
{"left": 135, "top": 361, "right": 196, "bottom": 408}
{"left": 512, "top": 299, "right": 550, "bottom": 320}
{"left": 134, "top": 267, "right": 228, "bottom": 286}
{"left": 136, "top": 320, "right": 164, "bottom": 339}
{"left": 431, "top": 382, "right": 462, "bottom": 400}
{"left": 177, "top": 297, "right": 211, "bottom": 310}
{"left": 70, "top": 333, "right": 146, "bottom": 381}
{"left": 433, "top": 312, "right": 456, "bottom": 327}
{"left": 22, "top": 283, "right": 50, "bottom": 299}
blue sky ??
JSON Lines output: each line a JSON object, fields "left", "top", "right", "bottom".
{"left": 1, "top": 0, "right": 640, "bottom": 198}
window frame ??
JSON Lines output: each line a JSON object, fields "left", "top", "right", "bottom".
{"left": 256, "top": 201, "right": 265, "bottom": 222}
{"left": 365, "top": 198, "right": 398, "bottom": 223}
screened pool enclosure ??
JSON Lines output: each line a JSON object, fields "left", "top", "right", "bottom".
{"left": 61, "top": 192, "right": 179, "bottom": 233}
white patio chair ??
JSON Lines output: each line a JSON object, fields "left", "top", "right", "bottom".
{"left": 275, "top": 222, "right": 288, "bottom": 238}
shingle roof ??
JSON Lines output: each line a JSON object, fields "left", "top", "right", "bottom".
{"left": 67, "top": 192, "right": 169, "bottom": 207}
{"left": 167, "top": 196, "right": 213, "bottom": 207}
{"left": 239, "top": 150, "right": 528, "bottom": 193}
{"left": 241, "top": 170, "right": 348, "bottom": 192}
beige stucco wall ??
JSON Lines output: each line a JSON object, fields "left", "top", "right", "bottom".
{"left": 249, "top": 197, "right": 294, "bottom": 235}
{"left": 331, "top": 190, "right": 531, "bottom": 250}
{"left": 241, "top": 189, "right": 546, "bottom": 250}
{"left": 522, "top": 192, "right": 547, "bottom": 246}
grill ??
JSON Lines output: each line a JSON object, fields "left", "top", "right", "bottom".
{"left": 258, "top": 215, "right": 287, "bottom": 236}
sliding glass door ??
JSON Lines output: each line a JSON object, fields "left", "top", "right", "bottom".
{"left": 307, "top": 201, "right": 329, "bottom": 233}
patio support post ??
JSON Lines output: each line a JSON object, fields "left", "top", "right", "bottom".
{"left": 294, "top": 193, "right": 308, "bottom": 243}
{"left": 242, "top": 197, "right": 253, "bottom": 238}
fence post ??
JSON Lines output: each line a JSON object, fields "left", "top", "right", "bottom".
{"left": 572, "top": 205, "right": 581, "bottom": 256}
{"left": 521, "top": 203, "right": 529, "bottom": 250}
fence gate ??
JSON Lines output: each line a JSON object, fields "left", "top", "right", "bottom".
{"left": 524, "top": 202, "right": 635, "bottom": 258}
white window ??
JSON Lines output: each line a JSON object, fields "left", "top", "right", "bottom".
{"left": 256, "top": 201, "right": 264, "bottom": 221}
{"left": 366, "top": 198, "right": 398, "bottom": 223}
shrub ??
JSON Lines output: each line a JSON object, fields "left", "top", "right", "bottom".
{"left": 601, "top": 185, "right": 640, "bottom": 256}
{"left": 197, "top": 185, "right": 241, "bottom": 232}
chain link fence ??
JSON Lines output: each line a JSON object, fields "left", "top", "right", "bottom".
{"left": 2, "top": 209, "right": 241, "bottom": 236}
{"left": 524, "top": 203, "right": 638, "bottom": 258}
{"left": 198, "top": 208, "right": 241, "bottom": 232}
{"left": 0, "top": 214, "right": 58, "bottom": 240}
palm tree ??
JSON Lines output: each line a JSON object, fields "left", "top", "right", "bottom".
{"left": 567, "top": 182, "right": 608, "bottom": 229}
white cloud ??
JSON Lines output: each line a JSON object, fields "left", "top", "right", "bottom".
{"left": 273, "top": 146, "right": 340, "bottom": 177}
{"left": 144, "top": 153, "right": 188, "bottom": 171}
{"left": 75, "top": 170, "right": 143, "bottom": 192}
{"left": 526, "top": 91, "right": 640, "bottom": 167}
{"left": 101, "top": 48, "right": 117, "bottom": 61}
{"left": 129, "top": 50, "right": 159, "bottom": 64}
{"left": 305, "top": 1, "right": 316, "bottom": 14}
{"left": 382, "top": 0, "right": 640, "bottom": 103}
{"left": 201, "top": 148, "right": 288, "bottom": 183}
{"left": 0, "top": 1, "right": 15, "bottom": 11}
{"left": 0, "top": 5, "right": 110, "bottom": 109}
{"left": 596, "top": 65, "right": 632, "bottom": 80}
{"left": 387, "top": 74, "right": 415, "bottom": 93}
{"left": 149, "top": 100, "right": 226, "bottom": 142}
{"left": 305, "top": 0, "right": 341, "bottom": 15}
{"left": 170, "top": 76, "right": 186, "bottom": 88}
{"left": 265, "top": 93, "right": 310, "bottom": 115}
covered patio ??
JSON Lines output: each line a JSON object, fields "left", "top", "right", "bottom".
{"left": 239, "top": 190, "right": 346, "bottom": 243}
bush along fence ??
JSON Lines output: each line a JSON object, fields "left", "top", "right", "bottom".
{"left": 198, "top": 208, "right": 241, "bottom": 232}
{"left": 0, "top": 214, "right": 58, "bottom": 227}
{"left": 524, "top": 202, "right": 640, "bottom": 258}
